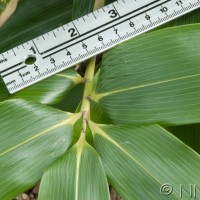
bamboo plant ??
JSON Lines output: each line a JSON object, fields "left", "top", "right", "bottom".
{"left": 0, "top": 0, "right": 200, "bottom": 200}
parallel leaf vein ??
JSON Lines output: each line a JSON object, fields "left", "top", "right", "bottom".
{"left": 91, "top": 124, "right": 180, "bottom": 199}
{"left": 93, "top": 72, "right": 200, "bottom": 101}
{"left": 0, "top": 114, "right": 80, "bottom": 157}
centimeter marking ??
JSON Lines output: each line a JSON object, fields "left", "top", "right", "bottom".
{"left": 0, "top": 0, "right": 200, "bottom": 94}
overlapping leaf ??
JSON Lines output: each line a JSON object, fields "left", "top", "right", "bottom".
{"left": 0, "top": 77, "right": 9, "bottom": 101}
{"left": 0, "top": 99, "right": 80, "bottom": 199}
{"left": 168, "top": 124, "right": 200, "bottom": 154}
{"left": 12, "top": 68, "right": 83, "bottom": 104}
{"left": 0, "top": 0, "right": 73, "bottom": 52}
{"left": 89, "top": 121, "right": 200, "bottom": 200}
{"left": 1, "top": 1, "right": 200, "bottom": 200}
{"left": 93, "top": 24, "right": 200, "bottom": 125}
{"left": 39, "top": 141, "right": 109, "bottom": 200}
{"left": 0, "top": 0, "right": 84, "bottom": 106}
{"left": 0, "top": 68, "right": 83, "bottom": 105}
{"left": 53, "top": 83, "right": 84, "bottom": 112}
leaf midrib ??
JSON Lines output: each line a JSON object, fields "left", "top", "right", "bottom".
{"left": 91, "top": 124, "right": 180, "bottom": 199}
{"left": 93, "top": 72, "right": 200, "bottom": 101}
{"left": 75, "top": 138, "right": 85, "bottom": 200}
{"left": 0, "top": 113, "right": 80, "bottom": 157}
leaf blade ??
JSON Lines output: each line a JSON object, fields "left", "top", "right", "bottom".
{"left": 94, "top": 24, "right": 200, "bottom": 125}
{"left": 38, "top": 142, "right": 110, "bottom": 200}
{"left": 0, "top": 99, "right": 80, "bottom": 199}
{"left": 0, "top": 0, "right": 73, "bottom": 52}
{"left": 89, "top": 122, "right": 200, "bottom": 200}
{"left": 11, "top": 68, "right": 83, "bottom": 105}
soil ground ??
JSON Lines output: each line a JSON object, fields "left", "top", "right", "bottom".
{"left": 15, "top": 185, "right": 122, "bottom": 200}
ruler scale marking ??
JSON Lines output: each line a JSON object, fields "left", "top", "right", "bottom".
{"left": 0, "top": 0, "right": 200, "bottom": 93}
{"left": 42, "top": 0, "right": 172, "bottom": 58}
{"left": 42, "top": 0, "right": 166, "bottom": 56}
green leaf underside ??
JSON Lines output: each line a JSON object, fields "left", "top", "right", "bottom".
{"left": 90, "top": 101, "right": 112, "bottom": 124}
{"left": 53, "top": 83, "right": 84, "bottom": 112}
{"left": 39, "top": 142, "right": 109, "bottom": 200}
{"left": 11, "top": 68, "right": 83, "bottom": 105}
{"left": 94, "top": 24, "right": 200, "bottom": 125}
{"left": 0, "top": 78, "right": 10, "bottom": 101}
{"left": 168, "top": 123, "right": 200, "bottom": 154}
{"left": 0, "top": 0, "right": 73, "bottom": 52}
{"left": 90, "top": 71, "right": 112, "bottom": 124}
{"left": 0, "top": 1, "right": 200, "bottom": 200}
{"left": 0, "top": 0, "right": 85, "bottom": 107}
{"left": 0, "top": 99, "right": 80, "bottom": 200}
{"left": 0, "top": 68, "right": 83, "bottom": 105}
{"left": 89, "top": 122, "right": 200, "bottom": 200}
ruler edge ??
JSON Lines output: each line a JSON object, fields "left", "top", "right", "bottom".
{"left": 0, "top": 0, "right": 200, "bottom": 94}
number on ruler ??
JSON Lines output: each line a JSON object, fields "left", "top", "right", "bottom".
{"left": 34, "top": 65, "right": 39, "bottom": 71}
{"left": 68, "top": 28, "right": 78, "bottom": 37}
{"left": 129, "top": 21, "right": 135, "bottom": 27}
{"left": 145, "top": 14, "right": 151, "bottom": 20}
{"left": 67, "top": 51, "right": 71, "bottom": 56}
{"left": 160, "top": 7, "right": 168, "bottom": 13}
{"left": 176, "top": 0, "right": 183, "bottom": 6}
{"left": 50, "top": 58, "right": 55, "bottom": 64}
{"left": 82, "top": 43, "right": 87, "bottom": 49}
{"left": 30, "top": 46, "right": 36, "bottom": 54}
{"left": 98, "top": 36, "right": 103, "bottom": 41}
{"left": 2, "top": 0, "right": 200, "bottom": 95}
{"left": 109, "top": 9, "right": 118, "bottom": 18}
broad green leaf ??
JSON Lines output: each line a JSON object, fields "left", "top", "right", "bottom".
{"left": 0, "top": 77, "right": 9, "bottom": 101}
{"left": 0, "top": 0, "right": 73, "bottom": 52}
{"left": 0, "top": 0, "right": 84, "bottom": 105}
{"left": 168, "top": 123, "right": 200, "bottom": 154}
{"left": 72, "top": 119, "right": 95, "bottom": 148}
{"left": 0, "top": 68, "right": 83, "bottom": 105}
{"left": 0, "top": 99, "right": 81, "bottom": 200}
{"left": 53, "top": 83, "right": 84, "bottom": 112}
{"left": 93, "top": 24, "right": 200, "bottom": 125}
{"left": 89, "top": 122, "right": 200, "bottom": 200}
{"left": 12, "top": 68, "right": 83, "bottom": 105}
{"left": 39, "top": 141, "right": 109, "bottom": 200}
{"left": 90, "top": 71, "right": 112, "bottom": 124}
{"left": 90, "top": 101, "right": 112, "bottom": 124}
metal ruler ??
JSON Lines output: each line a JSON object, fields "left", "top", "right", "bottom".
{"left": 0, "top": 0, "right": 200, "bottom": 94}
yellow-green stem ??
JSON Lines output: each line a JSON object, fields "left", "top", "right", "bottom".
{"left": 81, "top": 57, "right": 96, "bottom": 134}
{"left": 78, "top": 0, "right": 104, "bottom": 141}
{"left": 93, "top": 0, "right": 105, "bottom": 11}
{"left": 0, "top": 0, "right": 18, "bottom": 28}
